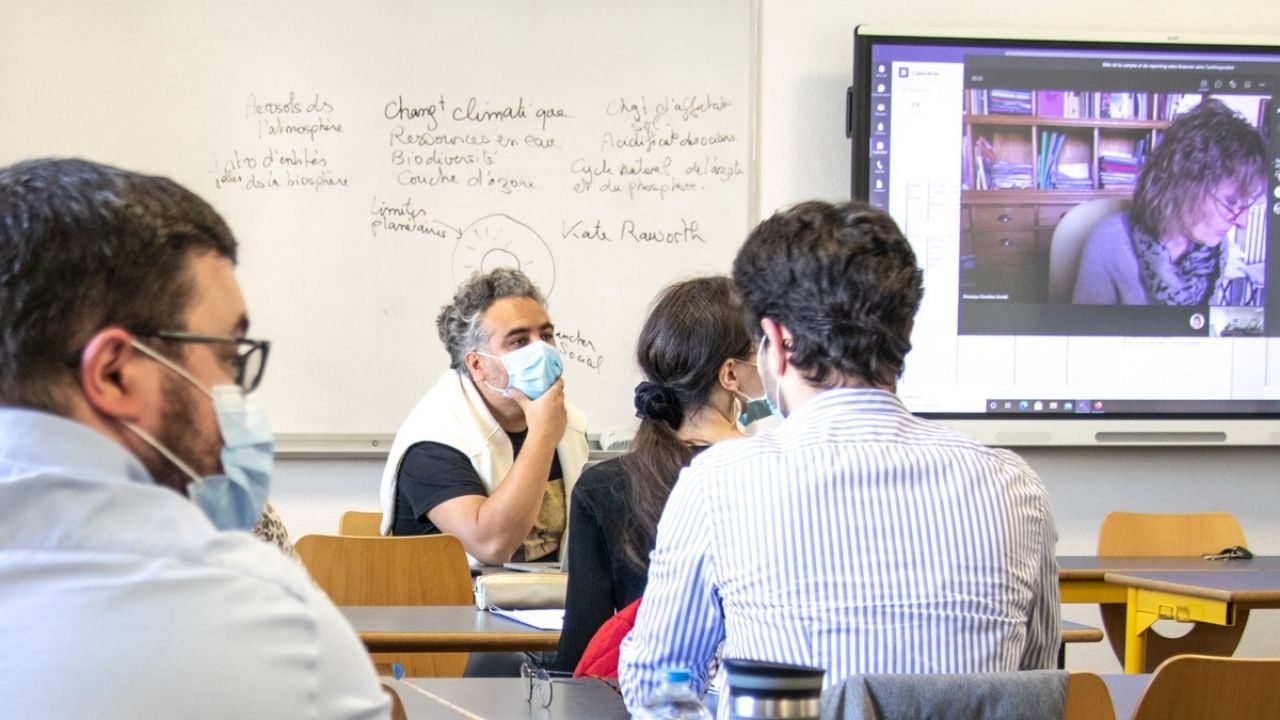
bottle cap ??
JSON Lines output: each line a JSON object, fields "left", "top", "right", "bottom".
{"left": 662, "top": 667, "right": 692, "bottom": 684}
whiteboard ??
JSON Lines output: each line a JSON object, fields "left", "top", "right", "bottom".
{"left": 0, "top": 1, "right": 757, "bottom": 451}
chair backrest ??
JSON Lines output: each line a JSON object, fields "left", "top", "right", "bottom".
{"left": 1097, "top": 511, "right": 1249, "bottom": 672}
{"left": 1063, "top": 672, "right": 1115, "bottom": 720}
{"left": 296, "top": 533, "right": 474, "bottom": 677}
{"left": 1098, "top": 511, "right": 1246, "bottom": 557}
{"left": 295, "top": 533, "right": 472, "bottom": 605}
{"left": 1048, "top": 196, "right": 1131, "bottom": 303}
{"left": 1131, "top": 654, "right": 1280, "bottom": 720}
{"left": 338, "top": 510, "right": 384, "bottom": 536}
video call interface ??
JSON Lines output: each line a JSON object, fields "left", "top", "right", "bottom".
{"left": 856, "top": 34, "right": 1280, "bottom": 417}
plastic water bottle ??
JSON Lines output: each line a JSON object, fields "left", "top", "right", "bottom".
{"left": 632, "top": 668, "right": 713, "bottom": 719}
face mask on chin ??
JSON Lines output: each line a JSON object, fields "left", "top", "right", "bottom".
{"left": 478, "top": 340, "right": 563, "bottom": 401}
{"left": 736, "top": 394, "right": 775, "bottom": 427}
{"left": 123, "top": 341, "right": 274, "bottom": 532}
{"left": 731, "top": 359, "right": 772, "bottom": 427}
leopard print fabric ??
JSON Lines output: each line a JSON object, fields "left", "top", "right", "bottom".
{"left": 253, "top": 501, "right": 300, "bottom": 561}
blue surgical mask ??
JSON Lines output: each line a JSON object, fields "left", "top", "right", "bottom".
{"left": 732, "top": 359, "right": 772, "bottom": 427}
{"left": 480, "top": 340, "right": 563, "bottom": 401}
{"left": 195, "top": 386, "right": 274, "bottom": 531}
{"left": 757, "top": 339, "right": 786, "bottom": 419}
{"left": 738, "top": 396, "right": 774, "bottom": 426}
{"left": 125, "top": 342, "right": 274, "bottom": 531}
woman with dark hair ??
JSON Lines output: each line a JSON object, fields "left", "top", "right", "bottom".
{"left": 551, "top": 276, "right": 763, "bottom": 673}
{"left": 1073, "top": 98, "right": 1267, "bottom": 305}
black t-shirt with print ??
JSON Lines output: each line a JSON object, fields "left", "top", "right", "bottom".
{"left": 393, "top": 431, "right": 565, "bottom": 560}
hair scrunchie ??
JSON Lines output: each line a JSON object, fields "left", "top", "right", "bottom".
{"left": 633, "top": 380, "right": 684, "bottom": 431}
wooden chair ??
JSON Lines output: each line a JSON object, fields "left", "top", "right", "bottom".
{"left": 1130, "top": 654, "right": 1280, "bottom": 720}
{"left": 338, "top": 510, "right": 384, "bottom": 536}
{"left": 380, "top": 682, "right": 408, "bottom": 720}
{"left": 1047, "top": 196, "right": 1132, "bottom": 302}
{"left": 1097, "top": 511, "right": 1250, "bottom": 673}
{"left": 295, "top": 534, "right": 473, "bottom": 676}
{"left": 1063, "top": 672, "right": 1115, "bottom": 720}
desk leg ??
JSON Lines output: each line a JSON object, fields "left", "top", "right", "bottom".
{"left": 1124, "top": 587, "right": 1158, "bottom": 674}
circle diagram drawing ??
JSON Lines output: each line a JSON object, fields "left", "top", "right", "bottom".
{"left": 451, "top": 214, "right": 556, "bottom": 296}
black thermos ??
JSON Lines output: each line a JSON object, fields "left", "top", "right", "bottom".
{"left": 723, "top": 659, "right": 824, "bottom": 720}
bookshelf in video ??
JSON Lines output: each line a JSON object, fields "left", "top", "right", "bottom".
{"left": 958, "top": 52, "right": 1280, "bottom": 338}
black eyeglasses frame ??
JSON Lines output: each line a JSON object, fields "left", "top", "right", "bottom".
{"left": 131, "top": 329, "right": 271, "bottom": 393}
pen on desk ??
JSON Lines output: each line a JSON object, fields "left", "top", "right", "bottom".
{"left": 397, "top": 681, "right": 486, "bottom": 720}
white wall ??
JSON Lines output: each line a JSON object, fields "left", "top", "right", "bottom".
{"left": 273, "top": 1, "right": 1280, "bottom": 675}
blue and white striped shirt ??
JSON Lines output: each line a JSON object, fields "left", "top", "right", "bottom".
{"left": 618, "top": 388, "right": 1059, "bottom": 714}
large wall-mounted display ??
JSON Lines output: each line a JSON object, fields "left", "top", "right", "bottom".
{"left": 849, "top": 27, "right": 1280, "bottom": 445}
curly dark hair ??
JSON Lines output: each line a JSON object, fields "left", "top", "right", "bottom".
{"left": 731, "top": 200, "right": 922, "bottom": 388}
{"left": 0, "top": 158, "right": 237, "bottom": 412}
{"left": 1131, "top": 99, "right": 1266, "bottom": 240}
{"left": 436, "top": 267, "right": 546, "bottom": 370}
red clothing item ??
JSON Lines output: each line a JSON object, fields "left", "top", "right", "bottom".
{"left": 573, "top": 598, "right": 642, "bottom": 678}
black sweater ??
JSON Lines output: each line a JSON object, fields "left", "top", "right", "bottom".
{"left": 551, "top": 448, "right": 706, "bottom": 672}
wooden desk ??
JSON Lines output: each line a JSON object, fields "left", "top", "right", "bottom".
{"left": 1102, "top": 569, "right": 1280, "bottom": 673}
{"left": 1058, "top": 619, "right": 1104, "bottom": 669}
{"left": 1060, "top": 619, "right": 1103, "bottom": 645}
{"left": 384, "top": 677, "right": 629, "bottom": 719}
{"left": 341, "top": 605, "right": 560, "bottom": 654}
{"left": 344, "top": 604, "right": 1096, "bottom": 654}
{"left": 1057, "top": 556, "right": 1280, "bottom": 604}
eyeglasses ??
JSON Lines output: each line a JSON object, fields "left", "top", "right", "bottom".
{"left": 1210, "top": 192, "right": 1260, "bottom": 223}
{"left": 132, "top": 330, "right": 271, "bottom": 393}
{"left": 521, "top": 662, "right": 554, "bottom": 708}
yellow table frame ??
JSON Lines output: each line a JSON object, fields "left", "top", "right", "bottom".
{"left": 1122, "top": 586, "right": 1235, "bottom": 673}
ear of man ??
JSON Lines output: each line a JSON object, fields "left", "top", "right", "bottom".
{"left": 76, "top": 327, "right": 157, "bottom": 426}
{"left": 759, "top": 317, "right": 791, "bottom": 378}
{"left": 464, "top": 349, "right": 485, "bottom": 382}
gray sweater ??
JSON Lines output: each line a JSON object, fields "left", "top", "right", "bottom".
{"left": 1071, "top": 212, "right": 1150, "bottom": 304}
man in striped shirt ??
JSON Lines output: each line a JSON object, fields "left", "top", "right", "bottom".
{"left": 618, "top": 200, "right": 1059, "bottom": 713}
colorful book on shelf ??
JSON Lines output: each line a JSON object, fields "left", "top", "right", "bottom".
{"left": 1036, "top": 90, "right": 1065, "bottom": 117}
{"left": 1037, "top": 130, "right": 1049, "bottom": 188}
{"left": 989, "top": 88, "right": 1033, "bottom": 115}
{"left": 1098, "top": 92, "right": 1143, "bottom": 120}
{"left": 1135, "top": 136, "right": 1151, "bottom": 166}
{"left": 968, "top": 88, "right": 990, "bottom": 115}
{"left": 1063, "top": 91, "right": 1084, "bottom": 119}
{"left": 1099, "top": 150, "right": 1140, "bottom": 188}
{"left": 974, "top": 136, "right": 996, "bottom": 190}
{"left": 1047, "top": 132, "right": 1067, "bottom": 188}
{"left": 1055, "top": 135, "right": 1068, "bottom": 184}
{"left": 1054, "top": 162, "right": 1093, "bottom": 189}
{"left": 991, "top": 161, "right": 1033, "bottom": 189}
{"left": 1037, "top": 130, "right": 1068, "bottom": 189}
